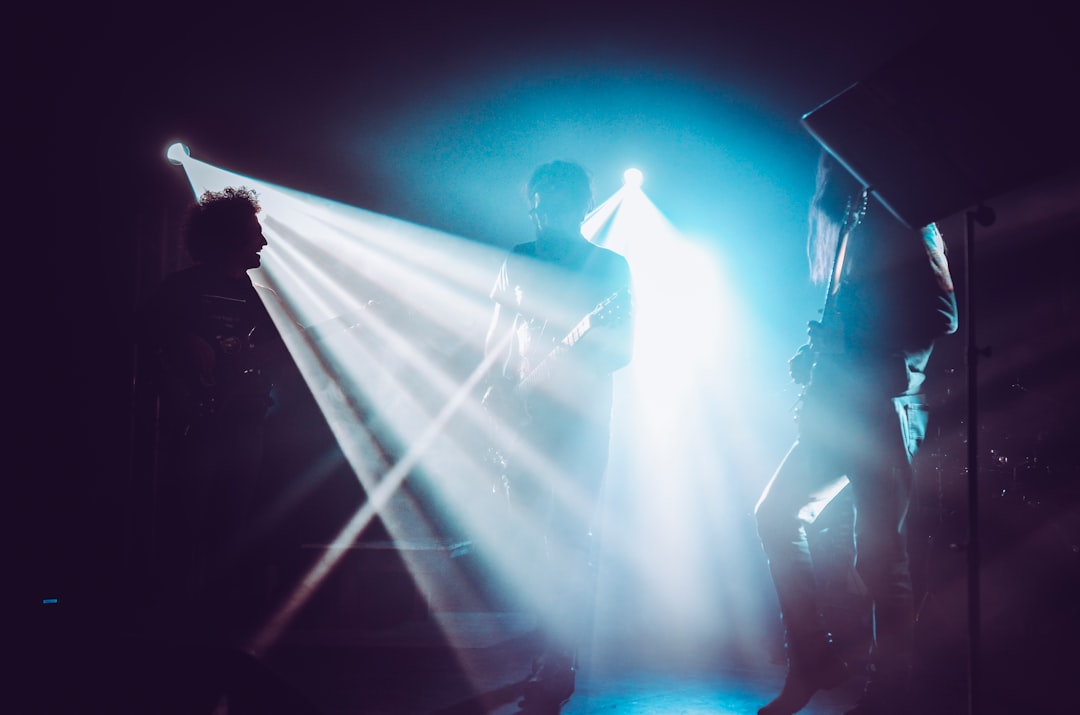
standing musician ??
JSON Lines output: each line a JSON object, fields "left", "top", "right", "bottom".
{"left": 755, "top": 152, "right": 959, "bottom": 715}
{"left": 482, "top": 160, "right": 633, "bottom": 712}
{"left": 139, "top": 187, "right": 289, "bottom": 625}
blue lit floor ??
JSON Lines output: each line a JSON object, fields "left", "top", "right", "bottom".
{"left": 250, "top": 611, "right": 871, "bottom": 715}
{"left": 23, "top": 597, "right": 1068, "bottom": 715}
{"left": 41, "top": 603, "right": 867, "bottom": 715}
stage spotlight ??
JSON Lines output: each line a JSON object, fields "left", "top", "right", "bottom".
{"left": 623, "top": 167, "right": 644, "bottom": 188}
{"left": 166, "top": 142, "right": 190, "bottom": 165}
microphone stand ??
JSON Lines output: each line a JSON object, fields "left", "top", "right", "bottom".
{"left": 963, "top": 202, "right": 995, "bottom": 715}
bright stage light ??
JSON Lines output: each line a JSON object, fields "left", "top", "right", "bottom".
{"left": 166, "top": 142, "right": 190, "bottom": 165}
{"left": 623, "top": 167, "right": 644, "bottom": 188}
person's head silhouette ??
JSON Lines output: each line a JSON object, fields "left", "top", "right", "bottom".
{"left": 182, "top": 187, "right": 267, "bottom": 278}
{"left": 526, "top": 161, "right": 593, "bottom": 242}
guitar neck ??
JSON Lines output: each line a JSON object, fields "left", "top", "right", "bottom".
{"left": 519, "top": 314, "right": 592, "bottom": 393}
{"left": 516, "top": 286, "right": 624, "bottom": 396}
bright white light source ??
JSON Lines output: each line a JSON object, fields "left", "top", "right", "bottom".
{"left": 623, "top": 167, "right": 644, "bottom": 188}
{"left": 166, "top": 142, "right": 190, "bottom": 165}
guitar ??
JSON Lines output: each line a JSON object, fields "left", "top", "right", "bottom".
{"left": 154, "top": 302, "right": 374, "bottom": 436}
{"left": 482, "top": 289, "right": 627, "bottom": 496}
{"left": 518, "top": 290, "right": 624, "bottom": 404}
{"left": 153, "top": 323, "right": 275, "bottom": 438}
{"left": 486, "top": 288, "right": 625, "bottom": 422}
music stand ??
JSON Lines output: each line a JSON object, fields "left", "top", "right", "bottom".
{"left": 800, "top": 9, "right": 1080, "bottom": 715}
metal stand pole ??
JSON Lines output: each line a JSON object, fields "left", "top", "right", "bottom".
{"left": 964, "top": 203, "right": 995, "bottom": 715}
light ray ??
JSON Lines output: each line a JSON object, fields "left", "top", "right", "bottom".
{"left": 165, "top": 149, "right": 645, "bottom": 690}
{"left": 167, "top": 152, "right": 507, "bottom": 653}
{"left": 164, "top": 148, "right": 782, "bottom": 681}
{"left": 591, "top": 185, "right": 781, "bottom": 661}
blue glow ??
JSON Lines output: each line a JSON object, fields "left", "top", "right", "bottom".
{"left": 42, "top": 598, "right": 58, "bottom": 604}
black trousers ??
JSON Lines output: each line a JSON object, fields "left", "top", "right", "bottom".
{"left": 504, "top": 406, "right": 611, "bottom": 660}
{"left": 756, "top": 395, "right": 928, "bottom": 673}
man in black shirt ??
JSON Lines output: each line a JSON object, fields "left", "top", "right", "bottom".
{"left": 483, "top": 161, "right": 633, "bottom": 712}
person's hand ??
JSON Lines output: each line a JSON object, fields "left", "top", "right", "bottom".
{"left": 788, "top": 343, "right": 815, "bottom": 385}
{"left": 806, "top": 319, "right": 844, "bottom": 355}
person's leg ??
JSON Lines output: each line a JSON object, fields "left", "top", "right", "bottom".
{"left": 844, "top": 397, "right": 926, "bottom": 715}
{"left": 205, "top": 416, "right": 266, "bottom": 629}
{"left": 756, "top": 439, "right": 851, "bottom": 715}
{"left": 174, "top": 426, "right": 220, "bottom": 604}
{"left": 152, "top": 439, "right": 205, "bottom": 609}
{"left": 521, "top": 421, "right": 609, "bottom": 710}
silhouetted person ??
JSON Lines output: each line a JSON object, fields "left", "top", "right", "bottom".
{"left": 482, "top": 161, "right": 633, "bottom": 713}
{"left": 755, "top": 152, "right": 958, "bottom": 715}
{"left": 139, "top": 187, "right": 288, "bottom": 630}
